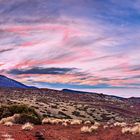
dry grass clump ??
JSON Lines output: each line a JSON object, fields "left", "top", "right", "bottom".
{"left": 81, "top": 122, "right": 100, "bottom": 133}
{"left": 62, "top": 119, "right": 71, "bottom": 124}
{"left": 22, "top": 122, "right": 33, "bottom": 131}
{"left": 50, "top": 119, "right": 62, "bottom": 124}
{"left": 42, "top": 117, "right": 89, "bottom": 126}
{"left": 103, "top": 125, "right": 108, "bottom": 129}
{"left": 70, "top": 119, "right": 82, "bottom": 125}
{"left": 0, "top": 114, "right": 20, "bottom": 125}
{"left": 42, "top": 118, "right": 51, "bottom": 124}
{"left": 81, "top": 125, "right": 99, "bottom": 133}
{"left": 62, "top": 122, "right": 68, "bottom": 126}
{"left": 42, "top": 118, "right": 63, "bottom": 124}
{"left": 84, "top": 121, "right": 91, "bottom": 124}
{"left": 122, "top": 123, "right": 140, "bottom": 135}
{"left": 4, "top": 121, "right": 13, "bottom": 127}
{"left": 134, "top": 122, "right": 140, "bottom": 126}
{"left": 89, "top": 125, "right": 98, "bottom": 131}
{"left": 42, "top": 118, "right": 84, "bottom": 126}
{"left": 42, "top": 118, "right": 100, "bottom": 127}
{"left": 122, "top": 127, "right": 131, "bottom": 134}
{"left": 81, "top": 126, "right": 91, "bottom": 133}
{"left": 94, "top": 122, "right": 100, "bottom": 127}
{"left": 114, "top": 122, "right": 127, "bottom": 127}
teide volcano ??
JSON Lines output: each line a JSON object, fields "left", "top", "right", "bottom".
{"left": 0, "top": 75, "right": 31, "bottom": 89}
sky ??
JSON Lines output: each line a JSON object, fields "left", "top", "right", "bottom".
{"left": 0, "top": 0, "right": 140, "bottom": 97}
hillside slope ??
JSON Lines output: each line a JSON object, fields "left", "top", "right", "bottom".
{"left": 0, "top": 75, "right": 31, "bottom": 89}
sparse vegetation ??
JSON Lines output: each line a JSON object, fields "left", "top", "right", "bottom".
{"left": 4, "top": 121, "right": 13, "bottom": 127}
{"left": 42, "top": 118, "right": 63, "bottom": 125}
{"left": 81, "top": 125, "right": 99, "bottom": 133}
{"left": 0, "top": 114, "right": 20, "bottom": 124}
{"left": 81, "top": 126, "right": 91, "bottom": 133}
{"left": 62, "top": 122, "right": 67, "bottom": 126}
{"left": 0, "top": 105, "right": 41, "bottom": 125}
{"left": 0, "top": 88, "right": 139, "bottom": 139}
{"left": 114, "top": 122, "right": 127, "bottom": 127}
{"left": 22, "top": 122, "right": 34, "bottom": 131}
{"left": 70, "top": 119, "right": 82, "bottom": 125}
{"left": 122, "top": 123, "right": 140, "bottom": 135}
{"left": 84, "top": 120, "right": 91, "bottom": 124}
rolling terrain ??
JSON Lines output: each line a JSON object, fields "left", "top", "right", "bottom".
{"left": 0, "top": 75, "right": 140, "bottom": 140}
{"left": 0, "top": 87, "right": 139, "bottom": 123}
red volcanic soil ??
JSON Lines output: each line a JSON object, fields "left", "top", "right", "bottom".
{"left": 0, "top": 124, "right": 140, "bottom": 140}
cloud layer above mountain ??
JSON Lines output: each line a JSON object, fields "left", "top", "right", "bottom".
{"left": 0, "top": 0, "right": 140, "bottom": 96}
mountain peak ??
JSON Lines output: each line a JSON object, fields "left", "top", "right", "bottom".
{"left": 0, "top": 75, "right": 30, "bottom": 89}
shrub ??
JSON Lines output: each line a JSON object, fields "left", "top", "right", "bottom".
{"left": 72, "top": 111, "right": 80, "bottom": 116}
{"left": 0, "top": 105, "right": 41, "bottom": 125}
{"left": 22, "top": 122, "right": 33, "bottom": 131}
{"left": 58, "top": 111, "right": 72, "bottom": 119}
{"left": 16, "top": 113, "right": 41, "bottom": 125}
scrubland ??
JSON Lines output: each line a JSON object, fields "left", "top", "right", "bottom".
{"left": 0, "top": 88, "right": 139, "bottom": 140}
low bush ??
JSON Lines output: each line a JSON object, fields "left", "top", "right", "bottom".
{"left": 16, "top": 113, "right": 41, "bottom": 125}
{"left": 0, "top": 105, "right": 41, "bottom": 125}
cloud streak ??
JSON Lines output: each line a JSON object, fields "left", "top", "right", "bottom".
{"left": 8, "top": 67, "right": 77, "bottom": 75}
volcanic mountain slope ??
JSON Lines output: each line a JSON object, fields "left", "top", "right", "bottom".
{"left": 0, "top": 75, "right": 33, "bottom": 89}
{"left": 0, "top": 87, "right": 139, "bottom": 123}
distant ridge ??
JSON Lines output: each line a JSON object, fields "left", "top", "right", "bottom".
{"left": 62, "top": 89, "right": 97, "bottom": 94}
{"left": 62, "top": 89, "right": 125, "bottom": 99}
{"left": 0, "top": 75, "right": 34, "bottom": 89}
